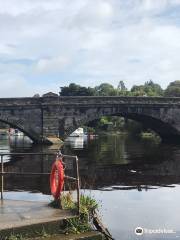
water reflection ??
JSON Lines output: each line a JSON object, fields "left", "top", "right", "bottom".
{"left": 2, "top": 134, "right": 180, "bottom": 192}
{"left": 8, "top": 135, "right": 33, "bottom": 146}
{"left": 65, "top": 136, "right": 88, "bottom": 149}
{"left": 63, "top": 135, "right": 180, "bottom": 190}
{"left": 1, "top": 134, "right": 180, "bottom": 239}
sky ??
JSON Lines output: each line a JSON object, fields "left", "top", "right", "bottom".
{"left": 1, "top": 0, "right": 180, "bottom": 97}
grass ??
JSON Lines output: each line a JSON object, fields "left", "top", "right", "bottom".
{"left": 6, "top": 234, "right": 24, "bottom": 240}
{"left": 50, "top": 192, "right": 99, "bottom": 235}
{"left": 5, "top": 228, "right": 50, "bottom": 240}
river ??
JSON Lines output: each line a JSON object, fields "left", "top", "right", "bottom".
{"left": 1, "top": 133, "right": 180, "bottom": 240}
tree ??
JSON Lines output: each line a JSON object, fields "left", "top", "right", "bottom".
{"left": 60, "top": 83, "right": 95, "bottom": 96}
{"left": 117, "top": 80, "right": 130, "bottom": 96}
{"left": 94, "top": 83, "right": 117, "bottom": 96}
{"left": 164, "top": 81, "right": 180, "bottom": 97}
{"left": 144, "top": 80, "right": 163, "bottom": 96}
{"left": 117, "top": 81, "right": 127, "bottom": 91}
{"left": 131, "top": 80, "right": 163, "bottom": 96}
{"left": 131, "top": 85, "right": 146, "bottom": 96}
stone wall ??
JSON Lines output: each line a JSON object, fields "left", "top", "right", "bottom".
{"left": 0, "top": 96, "right": 180, "bottom": 144}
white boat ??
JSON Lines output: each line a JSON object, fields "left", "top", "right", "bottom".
{"left": 66, "top": 129, "right": 88, "bottom": 149}
{"left": 9, "top": 128, "right": 24, "bottom": 136}
{"left": 69, "top": 128, "right": 84, "bottom": 137}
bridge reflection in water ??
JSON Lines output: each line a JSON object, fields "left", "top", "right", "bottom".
{"left": 2, "top": 134, "right": 180, "bottom": 194}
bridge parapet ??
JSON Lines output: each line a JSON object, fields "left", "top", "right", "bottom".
{"left": 0, "top": 96, "right": 180, "bottom": 106}
{"left": 57, "top": 96, "right": 180, "bottom": 105}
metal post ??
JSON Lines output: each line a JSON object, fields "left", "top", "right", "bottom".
{"left": 75, "top": 156, "right": 80, "bottom": 215}
{"left": 1, "top": 155, "right": 4, "bottom": 200}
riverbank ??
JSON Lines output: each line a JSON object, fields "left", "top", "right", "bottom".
{"left": 95, "top": 129, "right": 161, "bottom": 142}
{"left": 0, "top": 199, "right": 73, "bottom": 239}
{"left": 0, "top": 199, "right": 104, "bottom": 240}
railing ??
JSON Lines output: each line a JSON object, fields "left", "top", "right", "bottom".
{"left": 0, "top": 152, "right": 80, "bottom": 214}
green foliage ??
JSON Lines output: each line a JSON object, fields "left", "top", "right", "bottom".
{"left": 60, "top": 83, "right": 95, "bottom": 96}
{"left": 79, "top": 194, "right": 98, "bottom": 217}
{"left": 60, "top": 81, "right": 129, "bottom": 97}
{"left": 99, "top": 116, "right": 111, "bottom": 126}
{"left": 7, "top": 235, "right": 23, "bottom": 240}
{"left": 131, "top": 85, "right": 145, "bottom": 96}
{"left": 64, "top": 217, "right": 91, "bottom": 234}
{"left": 61, "top": 192, "right": 75, "bottom": 210}
{"left": 95, "top": 116, "right": 125, "bottom": 131}
{"left": 94, "top": 83, "right": 117, "bottom": 96}
{"left": 59, "top": 80, "right": 180, "bottom": 98}
{"left": 131, "top": 80, "right": 163, "bottom": 96}
{"left": 117, "top": 80, "right": 127, "bottom": 91}
{"left": 164, "top": 80, "right": 180, "bottom": 97}
{"left": 6, "top": 227, "right": 50, "bottom": 239}
{"left": 60, "top": 193, "right": 98, "bottom": 234}
{"left": 38, "top": 227, "right": 50, "bottom": 238}
{"left": 59, "top": 80, "right": 164, "bottom": 97}
{"left": 144, "top": 80, "right": 163, "bottom": 96}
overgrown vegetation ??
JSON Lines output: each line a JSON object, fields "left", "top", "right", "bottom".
{"left": 6, "top": 235, "right": 24, "bottom": 240}
{"left": 62, "top": 193, "right": 99, "bottom": 234}
{"left": 5, "top": 227, "right": 50, "bottom": 240}
{"left": 50, "top": 193, "right": 99, "bottom": 234}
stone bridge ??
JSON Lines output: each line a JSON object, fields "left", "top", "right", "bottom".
{"left": 0, "top": 96, "right": 180, "bottom": 144}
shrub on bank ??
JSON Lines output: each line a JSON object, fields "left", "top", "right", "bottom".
{"left": 50, "top": 193, "right": 99, "bottom": 234}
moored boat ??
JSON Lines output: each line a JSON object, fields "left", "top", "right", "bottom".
{"left": 69, "top": 127, "right": 84, "bottom": 137}
{"left": 9, "top": 128, "right": 24, "bottom": 136}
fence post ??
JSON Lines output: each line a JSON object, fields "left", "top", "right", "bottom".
{"left": 1, "top": 155, "right": 4, "bottom": 200}
{"left": 75, "top": 156, "right": 80, "bottom": 215}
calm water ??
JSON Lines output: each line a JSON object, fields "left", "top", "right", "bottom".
{"left": 1, "top": 134, "right": 180, "bottom": 239}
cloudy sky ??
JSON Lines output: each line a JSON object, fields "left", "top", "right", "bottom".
{"left": 0, "top": 0, "right": 180, "bottom": 97}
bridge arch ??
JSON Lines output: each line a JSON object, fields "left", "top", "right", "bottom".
{"left": 63, "top": 106, "right": 180, "bottom": 141}
{"left": 0, "top": 116, "right": 39, "bottom": 143}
